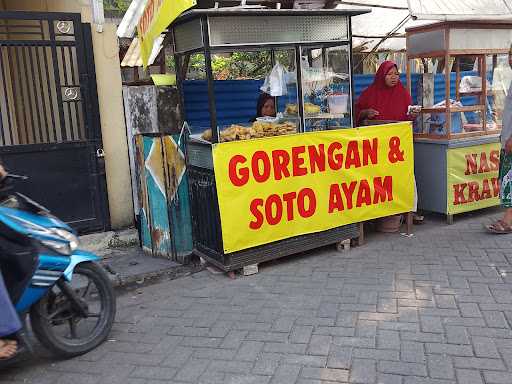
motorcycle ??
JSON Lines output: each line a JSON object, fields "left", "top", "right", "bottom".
{"left": 0, "top": 174, "right": 116, "bottom": 364}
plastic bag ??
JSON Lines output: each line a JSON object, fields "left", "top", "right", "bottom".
{"left": 260, "top": 62, "right": 288, "bottom": 96}
{"left": 459, "top": 76, "right": 491, "bottom": 93}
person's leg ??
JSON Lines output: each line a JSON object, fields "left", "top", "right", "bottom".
{"left": 503, "top": 207, "right": 512, "bottom": 225}
{"left": 0, "top": 339, "right": 17, "bottom": 359}
{"left": 487, "top": 150, "right": 512, "bottom": 233}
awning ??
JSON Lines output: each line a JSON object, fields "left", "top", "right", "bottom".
{"left": 120, "top": 35, "right": 164, "bottom": 67}
{"left": 337, "top": 0, "right": 512, "bottom": 51}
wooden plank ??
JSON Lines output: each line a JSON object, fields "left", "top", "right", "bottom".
{"left": 444, "top": 26, "right": 451, "bottom": 139}
{"left": 455, "top": 57, "right": 460, "bottom": 101}
{"left": 481, "top": 55, "right": 488, "bottom": 133}
{"left": 451, "top": 105, "right": 485, "bottom": 112}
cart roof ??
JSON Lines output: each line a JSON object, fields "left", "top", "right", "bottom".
{"left": 171, "top": 7, "right": 370, "bottom": 26}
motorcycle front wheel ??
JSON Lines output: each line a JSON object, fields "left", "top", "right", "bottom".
{"left": 30, "top": 261, "right": 116, "bottom": 357}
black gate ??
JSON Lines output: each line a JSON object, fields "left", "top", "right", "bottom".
{"left": 0, "top": 11, "right": 109, "bottom": 233}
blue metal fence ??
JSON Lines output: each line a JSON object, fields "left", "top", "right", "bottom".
{"left": 183, "top": 71, "right": 486, "bottom": 133}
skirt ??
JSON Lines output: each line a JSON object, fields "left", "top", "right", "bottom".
{"left": 499, "top": 149, "right": 512, "bottom": 208}
{"left": 0, "top": 272, "right": 21, "bottom": 337}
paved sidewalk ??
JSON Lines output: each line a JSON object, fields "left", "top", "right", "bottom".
{"left": 1, "top": 209, "right": 512, "bottom": 384}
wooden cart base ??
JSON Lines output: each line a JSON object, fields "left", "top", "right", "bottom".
{"left": 194, "top": 223, "right": 361, "bottom": 274}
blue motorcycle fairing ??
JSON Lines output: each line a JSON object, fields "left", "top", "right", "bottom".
{"left": 63, "top": 250, "right": 99, "bottom": 281}
{"left": 0, "top": 206, "right": 73, "bottom": 243}
{"left": 15, "top": 250, "right": 99, "bottom": 312}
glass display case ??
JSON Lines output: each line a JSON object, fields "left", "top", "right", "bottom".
{"left": 405, "top": 21, "right": 510, "bottom": 223}
{"left": 169, "top": 8, "right": 368, "bottom": 272}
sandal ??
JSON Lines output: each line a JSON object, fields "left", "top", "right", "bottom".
{"left": 0, "top": 339, "right": 17, "bottom": 360}
{"left": 486, "top": 220, "right": 512, "bottom": 234}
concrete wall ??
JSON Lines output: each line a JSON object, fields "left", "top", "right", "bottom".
{"left": 1, "top": 0, "right": 134, "bottom": 229}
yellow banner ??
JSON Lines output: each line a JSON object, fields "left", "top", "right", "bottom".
{"left": 213, "top": 123, "right": 415, "bottom": 253}
{"left": 447, "top": 142, "right": 501, "bottom": 214}
{"left": 138, "top": 0, "right": 196, "bottom": 67}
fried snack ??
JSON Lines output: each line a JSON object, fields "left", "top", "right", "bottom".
{"left": 304, "top": 102, "right": 321, "bottom": 115}
{"left": 201, "top": 121, "right": 297, "bottom": 143}
{"left": 201, "top": 129, "right": 212, "bottom": 141}
{"left": 285, "top": 103, "right": 298, "bottom": 114}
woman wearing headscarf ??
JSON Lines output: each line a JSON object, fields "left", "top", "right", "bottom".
{"left": 355, "top": 60, "right": 418, "bottom": 126}
{"left": 355, "top": 61, "right": 423, "bottom": 227}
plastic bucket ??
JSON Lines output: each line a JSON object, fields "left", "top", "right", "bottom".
{"left": 327, "top": 94, "right": 348, "bottom": 114}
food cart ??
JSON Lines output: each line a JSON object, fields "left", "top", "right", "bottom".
{"left": 168, "top": 7, "right": 396, "bottom": 274}
{"left": 405, "top": 21, "right": 510, "bottom": 224}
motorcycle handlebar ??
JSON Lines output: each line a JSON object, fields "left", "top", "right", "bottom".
{"left": 5, "top": 174, "right": 28, "bottom": 180}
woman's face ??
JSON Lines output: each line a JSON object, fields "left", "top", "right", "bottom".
{"left": 261, "top": 98, "right": 275, "bottom": 117}
{"left": 384, "top": 66, "right": 400, "bottom": 88}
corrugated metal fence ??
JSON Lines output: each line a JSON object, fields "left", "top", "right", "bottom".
{"left": 183, "top": 71, "right": 483, "bottom": 133}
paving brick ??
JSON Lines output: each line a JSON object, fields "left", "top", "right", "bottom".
{"left": 332, "top": 336, "right": 375, "bottom": 348}
{"left": 289, "top": 326, "right": 314, "bottom": 344}
{"left": 445, "top": 326, "right": 470, "bottom": 344}
{"left": 471, "top": 336, "right": 500, "bottom": 358}
{"left": 247, "top": 331, "right": 289, "bottom": 343}
{"left": 174, "top": 358, "right": 210, "bottom": 382}
{"left": 223, "top": 374, "right": 272, "bottom": 384}
{"left": 482, "top": 310, "right": 509, "bottom": 328}
{"left": 283, "top": 354, "right": 327, "bottom": 367}
{"left": 307, "top": 335, "right": 332, "bottom": 356}
{"left": 272, "top": 317, "right": 296, "bottom": 332}
{"left": 350, "top": 358, "right": 376, "bottom": 383}
{"left": 236, "top": 341, "right": 265, "bottom": 361}
{"left": 270, "top": 364, "right": 301, "bottom": 384}
{"left": 377, "top": 373, "right": 403, "bottom": 384}
{"left": 301, "top": 367, "right": 349, "bottom": 382}
{"left": 434, "top": 295, "right": 457, "bottom": 309}
{"left": 425, "top": 343, "right": 473, "bottom": 356}
{"left": 208, "top": 360, "right": 254, "bottom": 374}
{"left": 253, "top": 358, "right": 280, "bottom": 376}
{"left": 400, "top": 332, "right": 444, "bottom": 343}
{"left": 455, "top": 369, "right": 484, "bottom": 384}
{"left": 378, "top": 298, "right": 398, "bottom": 313}
{"left": 419, "top": 316, "right": 444, "bottom": 334}
{"left": 427, "top": 355, "right": 454, "bottom": 379}
{"left": 130, "top": 367, "right": 177, "bottom": 380}
{"left": 195, "top": 347, "right": 238, "bottom": 360}
{"left": 378, "top": 360, "right": 427, "bottom": 376}
{"left": 378, "top": 330, "right": 401, "bottom": 350}
{"left": 379, "top": 321, "right": 419, "bottom": 332}
{"left": 353, "top": 348, "right": 399, "bottom": 361}
{"left": 459, "top": 303, "right": 483, "bottom": 318}
{"left": 327, "top": 345, "right": 352, "bottom": 369}
{"left": 220, "top": 330, "right": 249, "bottom": 349}
{"left": 452, "top": 357, "right": 506, "bottom": 370}
{"left": 403, "top": 377, "right": 457, "bottom": 384}
{"left": 482, "top": 370, "right": 512, "bottom": 384}
{"left": 400, "top": 341, "right": 425, "bottom": 363}
{"left": 314, "top": 326, "right": 355, "bottom": 337}
{"left": 180, "top": 336, "right": 223, "bottom": 348}
{"left": 264, "top": 342, "right": 307, "bottom": 354}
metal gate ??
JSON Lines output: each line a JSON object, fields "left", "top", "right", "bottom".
{"left": 0, "top": 11, "right": 109, "bottom": 233}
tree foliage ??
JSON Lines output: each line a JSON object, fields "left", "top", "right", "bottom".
{"left": 103, "top": 0, "right": 131, "bottom": 12}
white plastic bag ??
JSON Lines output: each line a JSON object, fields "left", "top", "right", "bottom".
{"left": 459, "top": 76, "right": 491, "bottom": 93}
{"left": 260, "top": 62, "right": 288, "bottom": 96}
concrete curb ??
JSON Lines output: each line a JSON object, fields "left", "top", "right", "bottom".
{"left": 79, "top": 228, "right": 139, "bottom": 256}
{"left": 102, "top": 261, "right": 205, "bottom": 288}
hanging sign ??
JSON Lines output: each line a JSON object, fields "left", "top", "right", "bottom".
{"left": 138, "top": 0, "right": 196, "bottom": 67}
{"left": 447, "top": 143, "right": 501, "bottom": 215}
{"left": 213, "top": 123, "right": 415, "bottom": 253}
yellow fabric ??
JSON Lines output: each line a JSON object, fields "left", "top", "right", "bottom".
{"left": 213, "top": 123, "right": 415, "bottom": 253}
{"left": 138, "top": 0, "right": 196, "bottom": 67}
{"left": 447, "top": 143, "right": 501, "bottom": 214}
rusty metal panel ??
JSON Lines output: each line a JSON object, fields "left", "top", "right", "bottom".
{"left": 142, "top": 135, "right": 173, "bottom": 258}
{"left": 163, "top": 135, "right": 193, "bottom": 261}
